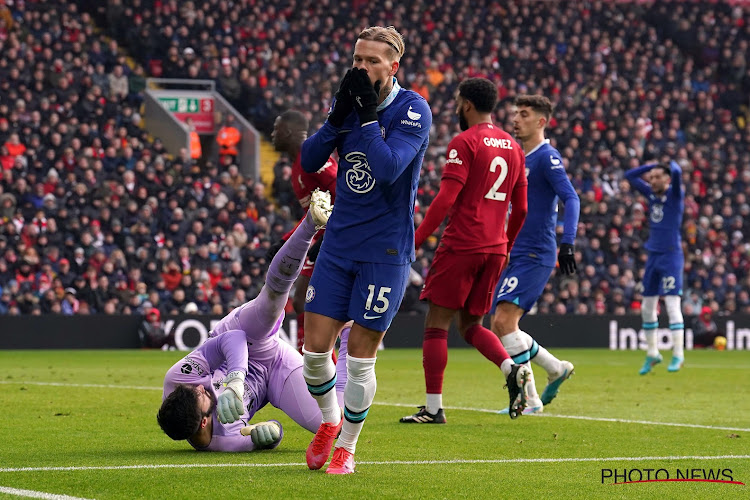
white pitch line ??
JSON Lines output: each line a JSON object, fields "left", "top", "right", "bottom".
{"left": 0, "top": 381, "right": 160, "bottom": 391}
{"left": 4, "top": 380, "right": 750, "bottom": 433}
{"left": 1, "top": 455, "right": 750, "bottom": 473}
{"left": 0, "top": 485, "right": 95, "bottom": 500}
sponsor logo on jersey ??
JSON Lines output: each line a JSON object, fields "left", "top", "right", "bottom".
{"left": 305, "top": 285, "right": 316, "bottom": 303}
{"left": 651, "top": 203, "right": 664, "bottom": 223}
{"left": 550, "top": 155, "right": 564, "bottom": 169}
{"left": 400, "top": 119, "right": 422, "bottom": 128}
{"left": 344, "top": 151, "right": 376, "bottom": 193}
{"left": 181, "top": 357, "right": 206, "bottom": 376}
{"left": 446, "top": 148, "right": 463, "bottom": 164}
{"left": 407, "top": 106, "right": 422, "bottom": 121}
{"left": 316, "top": 159, "right": 333, "bottom": 174}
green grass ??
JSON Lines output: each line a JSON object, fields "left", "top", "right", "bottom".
{"left": 0, "top": 348, "right": 748, "bottom": 499}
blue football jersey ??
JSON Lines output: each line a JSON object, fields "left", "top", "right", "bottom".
{"left": 301, "top": 80, "right": 431, "bottom": 264}
{"left": 510, "top": 141, "right": 580, "bottom": 267}
{"left": 624, "top": 161, "right": 684, "bottom": 253}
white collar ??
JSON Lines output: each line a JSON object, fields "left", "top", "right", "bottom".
{"left": 376, "top": 77, "right": 400, "bottom": 112}
{"left": 525, "top": 138, "right": 550, "bottom": 157}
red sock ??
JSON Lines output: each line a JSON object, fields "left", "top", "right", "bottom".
{"left": 423, "top": 328, "right": 448, "bottom": 394}
{"left": 464, "top": 324, "right": 509, "bottom": 369}
{"left": 296, "top": 312, "right": 305, "bottom": 354}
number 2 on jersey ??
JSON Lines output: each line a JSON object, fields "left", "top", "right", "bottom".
{"left": 485, "top": 156, "right": 509, "bottom": 201}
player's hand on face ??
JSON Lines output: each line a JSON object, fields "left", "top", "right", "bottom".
{"left": 558, "top": 243, "right": 577, "bottom": 275}
{"left": 349, "top": 67, "right": 381, "bottom": 124}
{"left": 327, "top": 69, "right": 355, "bottom": 127}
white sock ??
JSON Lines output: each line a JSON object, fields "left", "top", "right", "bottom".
{"left": 664, "top": 295, "right": 685, "bottom": 359}
{"left": 521, "top": 330, "right": 562, "bottom": 377}
{"left": 525, "top": 365, "right": 540, "bottom": 400}
{"left": 672, "top": 330, "right": 684, "bottom": 358}
{"left": 500, "top": 330, "right": 528, "bottom": 359}
{"left": 302, "top": 348, "right": 341, "bottom": 425}
{"left": 426, "top": 393, "right": 442, "bottom": 415}
{"left": 500, "top": 358, "right": 513, "bottom": 378}
{"left": 500, "top": 331, "right": 539, "bottom": 399}
{"left": 337, "top": 356, "right": 377, "bottom": 454}
{"left": 645, "top": 330, "right": 659, "bottom": 357}
{"left": 641, "top": 296, "right": 660, "bottom": 357}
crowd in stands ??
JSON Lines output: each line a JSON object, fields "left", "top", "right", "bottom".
{"left": 1, "top": 0, "right": 749, "bottom": 318}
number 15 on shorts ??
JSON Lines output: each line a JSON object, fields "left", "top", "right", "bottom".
{"left": 364, "top": 285, "right": 391, "bottom": 319}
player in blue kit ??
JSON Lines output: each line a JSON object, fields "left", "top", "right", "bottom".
{"left": 491, "top": 95, "right": 579, "bottom": 415}
{"left": 625, "top": 160, "right": 685, "bottom": 374}
{"left": 298, "top": 26, "right": 431, "bottom": 474}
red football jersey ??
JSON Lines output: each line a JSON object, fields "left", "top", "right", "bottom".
{"left": 292, "top": 153, "right": 337, "bottom": 208}
{"left": 439, "top": 123, "right": 527, "bottom": 253}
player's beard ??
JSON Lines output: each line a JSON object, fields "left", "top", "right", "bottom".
{"left": 458, "top": 108, "right": 469, "bottom": 131}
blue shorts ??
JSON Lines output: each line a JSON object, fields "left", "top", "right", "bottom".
{"left": 305, "top": 249, "right": 410, "bottom": 332}
{"left": 642, "top": 251, "right": 683, "bottom": 296}
{"left": 491, "top": 256, "right": 554, "bottom": 313}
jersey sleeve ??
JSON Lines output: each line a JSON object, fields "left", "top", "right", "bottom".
{"left": 163, "top": 330, "right": 248, "bottom": 399}
{"left": 669, "top": 160, "right": 683, "bottom": 202}
{"left": 203, "top": 432, "right": 258, "bottom": 452}
{"left": 301, "top": 122, "right": 340, "bottom": 174}
{"left": 542, "top": 153, "right": 580, "bottom": 245}
{"left": 440, "top": 134, "right": 473, "bottom": 185}
{"left": 624, "top": 163, "right": 655, "bottom": 197}
{"left": 357, "top": 98, "right": 432, "bottom": 184}
{"left": 305, "top": 157, "right": 338, "bottom": 199}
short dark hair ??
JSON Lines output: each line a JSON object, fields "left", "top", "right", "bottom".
{"left": 654, "top": 162, "right": 671, "bottom": 176}
{"left": 457, "top": 78, "right": 498, "bottom": 113}
{"left": 279, "top": 109, "right": 308, "bottom": 132}
{"left": 514, "top": 94, "right": 553, "bottom": 120}
{"left": 157, "top": 384, "right": 202, "bottom": 440}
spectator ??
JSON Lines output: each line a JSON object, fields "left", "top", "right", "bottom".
{"left": 138, "top": 307, "right": 168, "bottom": 348}
{"left": 692, "top": 305, "right": 722, "bottom": 348}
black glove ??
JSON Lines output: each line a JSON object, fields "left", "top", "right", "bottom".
{"left": 307, "top": 233, "right": 324, "bottom": 262}
{"left": 558, "top": 243, "right": 577, "bottom": 275}
{"left": 349, "top": 67, "right": 380, "bottom": 124}
{"left": 327, "top": 69, "right": 354, "bottom": 128}
{"left": 265, "top": 240, "right": 284, "bottom": 262}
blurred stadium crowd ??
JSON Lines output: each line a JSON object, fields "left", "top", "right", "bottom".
{"left": 1, "top": 0, "right": 749, "bottom": 318}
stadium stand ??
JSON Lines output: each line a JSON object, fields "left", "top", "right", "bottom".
{"left": 1, "top": 0, "right": 749, "bottom": 317}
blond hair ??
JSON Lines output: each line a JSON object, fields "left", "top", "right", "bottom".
{"left": 357, "top": 26, "right": 405, "bottom": 60}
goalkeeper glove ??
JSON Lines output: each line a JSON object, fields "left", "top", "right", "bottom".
{"left": 349, "top": 67, "right": 381, "bottom": 125}
{"left": 327, "top": 69, "right": 354, "bottom": 128}
{"left": 217, "top": 370, "right": 245, "bottom": 424}
{"left": 557, "top": 243, "right": 577, "bottom": 275}
{"left": 241, "top": 420, "right": 282, "bottom": 449}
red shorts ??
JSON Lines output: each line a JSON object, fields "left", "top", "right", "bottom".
{"left": 300, "top": 231, "right": 324, "bottom": 278}
{"left": 420, "top": 248, "right": 507, "bottom": 316}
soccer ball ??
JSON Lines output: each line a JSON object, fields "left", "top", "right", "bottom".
{"left": 713, "top": 336, "right": 727, "bottom": 351}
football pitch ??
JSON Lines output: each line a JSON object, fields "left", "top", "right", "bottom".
{"left": 0, "top": 348, "right": 748, "bottom": 499}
